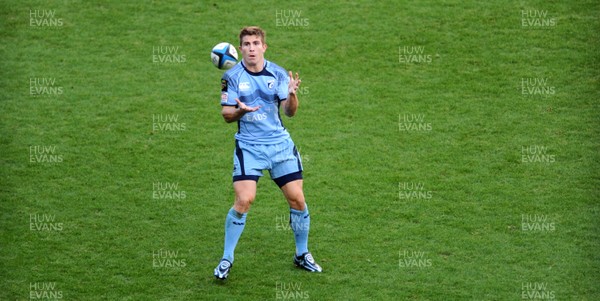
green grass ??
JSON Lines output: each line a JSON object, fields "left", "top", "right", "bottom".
{"left": 1, "top": 0, "right": 598, "bottom": 300}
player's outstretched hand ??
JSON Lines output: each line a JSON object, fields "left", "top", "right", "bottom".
{"left": 235, "top": 99, "right": 261, "bottom": 112}
{"left": 288, "top": 71, "right": 301, "bottom": 95}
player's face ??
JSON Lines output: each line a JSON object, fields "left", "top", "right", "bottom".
{"left": 240, "top": 35, "right": 267, "bottom": 67}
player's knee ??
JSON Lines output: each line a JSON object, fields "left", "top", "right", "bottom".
{"left": 241, "top": 195, "right": 255, "bottom": 205}
{"left": 235, "top": 193, "right": 255, "bottom": 211}
{"left": 287, "top": 195, "right": 306, "bottom": 211}
{"left": 291, "top": 189, "right": 305, "bottom": 202}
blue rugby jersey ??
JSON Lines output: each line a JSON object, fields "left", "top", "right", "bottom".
{"left": 220, "top": 60, "right": 291, "bottom": 144}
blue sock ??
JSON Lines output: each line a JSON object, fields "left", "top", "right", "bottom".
{"left": 290, "top": 205, "right": 310, "bottom": 256}
{"left": 222, "top": 208, "right": 247, "bottom": 263}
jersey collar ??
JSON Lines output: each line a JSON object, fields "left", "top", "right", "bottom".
{"left": 241, "top": 60, "right": 272, "bottom": 77}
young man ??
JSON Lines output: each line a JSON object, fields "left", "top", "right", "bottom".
{"left": 214, "top": 26, "right": 322, "bottom": 280}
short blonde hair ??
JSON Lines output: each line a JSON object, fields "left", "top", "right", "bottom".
{"left": 239, "top": 26, "right": 266, "bottom": 46}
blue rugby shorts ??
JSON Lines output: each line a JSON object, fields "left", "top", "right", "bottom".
{"left": 232, "top": 139, "right": 303, "bottom": 187}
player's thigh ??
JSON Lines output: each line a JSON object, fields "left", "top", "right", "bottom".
{"left": 280, "top": 179, "right": 305, "bottom": 209}
{"left": 233, "top": 180, "right": 257, "bottom": 203}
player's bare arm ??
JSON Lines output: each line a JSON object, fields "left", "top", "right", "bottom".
{"left": 221, "top": 99, "right": 261, "bottom": 123}
{"left": 283, "top": 71, "right": 301, "bottom": 117}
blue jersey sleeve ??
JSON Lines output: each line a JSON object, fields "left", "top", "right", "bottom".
{"left": 276, "top": 68, "right": 289, "bottom": 101}
{"left": 221, "top": 73, "right": 238, "bottom": 106}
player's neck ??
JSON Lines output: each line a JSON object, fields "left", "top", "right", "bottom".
{"left": 243, "top": 59, "right": 265, "bottom": 73}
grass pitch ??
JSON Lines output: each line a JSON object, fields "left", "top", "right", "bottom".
{"left": 1, "top": 1, "right": 598, "bottom": 300}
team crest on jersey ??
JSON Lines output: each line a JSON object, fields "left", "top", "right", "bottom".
{"left": 221, "top": 79, "right": 227, "bottom": 92}
{"left": 239, "top": 82, "right": 251, "bottom": 91}
{"left": 267, "top": 79, "right": 275, "bottom": 89}
{"left": 221, "top": 93, "right": 228, "bottom": 103}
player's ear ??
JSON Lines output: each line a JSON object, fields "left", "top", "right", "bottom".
{"left": 263, "top": 43, "right": 267, "bottom": 51}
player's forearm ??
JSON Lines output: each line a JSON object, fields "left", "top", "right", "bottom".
{"left": 222, "top": 107, "right": 246, "bottom": 123}
{"left": 284, "top": 93, "right": 298, "bottom": 117}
